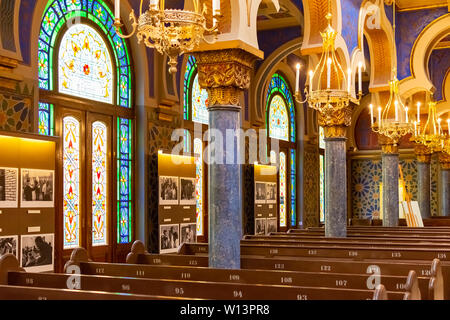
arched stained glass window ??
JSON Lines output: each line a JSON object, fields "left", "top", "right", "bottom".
{"left": 38, "top": 102, "right": 54, "bottom": 136}
{"left": 63, "top": 116, "right": 80, "bottom": 249}
{"left": 194, "top": 138, "right": 204, "bottom": 235}
{"left": 268, "top": 95, "right": 289, "bottom": 141}
{"left": 319, "top": 126, "right": 325, "bottom": 223}
{"left": 39, "top": 0, "right": 132, "bottom": 108}
{"left": 58, "top": 24, "right": 113, "bottom": 104}
{"left": 266, "top": 73, "right": 296, "bottom": 142}
{"left": 279, "top": 152, "right": 287, "bottom": 227}
{"left": 92, "top": 121, "right": 108, "bottom": 246}
{"left": 184, "top": 55, "right": 209, "bottom": 124}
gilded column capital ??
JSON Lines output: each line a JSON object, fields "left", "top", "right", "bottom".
{"left": 439, "top": 152, "right": 450, "bottom": 170}
{"left": 378, "top": 134, "right": 398, "bottom": 154}
{"left": 194, "top": 49, "right": 258, "bottom": 107}
{"left": 414, "top": 143, "right": 432, "bottom": 164}
{"left": 318, "top": 105, "right": 352, "bottom": 139}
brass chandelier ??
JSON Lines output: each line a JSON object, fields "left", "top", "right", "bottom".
{"left": 412, "top": 99, "right": 445, "bottom": 153}
{"left": 369, "top": 0, "right": 413, "bottom": 144}
{"left": 113, "top": 0, "right": 221, "bottom": 73}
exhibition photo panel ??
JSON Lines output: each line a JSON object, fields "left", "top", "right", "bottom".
{"left": 159, "top": 176, "right": 179, "bottom": 205}
{"left": 0, "top": 235, "right": 18, "bottom": 258}
{"left": 21, "top": 169, "right": 54, "bottom": 208}
{"left": 160, "top": 224, "right": 180, "bottom": 254}
{"left": 180, "top": 177, "right": 196, "bottom": 205}
{"left": 0, "top": 167, "right": 18, "bottom": 208}
{"left": 255, "top": 182, "right": 266, "bottom": 204}
{"left": 180, "top": 223, "right": 196, "bottom": 244}
{"left": 20, "top": 233, "right": 54, "bottom": 272}
{"left": 266, "top": 182, "right": 277, "bottom": 204}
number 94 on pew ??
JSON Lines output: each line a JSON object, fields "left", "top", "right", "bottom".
{"left": 179, "top": 304, "right": 270, "bottom": 317}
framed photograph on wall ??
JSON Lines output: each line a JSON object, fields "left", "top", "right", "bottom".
{"left": 255, "top": 182, "right": 266, "bottom": 204}
{"left": 160, "top": 224, "right": 180, "bottom": 254}
{"left": 255, "top": 218, "right": 266, "bottom": 235}
{"left": 266, "top": 218, "right": 278, "bottom": 234}
{"left": 265, "top": 182, "right": 277, "bottom": 204}
{"left": 180, "top": 223, "right": 197, "bottom": 244}
{"left": 159, "top": 176, "right": 179, "bottom": 205}
{"left": 20, "top": 233, "right": 54, "bottom": 272}
{"left": 0, "top": 235, "right": 18, "bottom": 258}
{"left": 0, "top": 167, "right": 18, "bottom": 208}
{"left": 179, "top": 177, "right": 196, "bottom": 205}
{"left": 20, "top": 169, "right": 54, "bottom": 208}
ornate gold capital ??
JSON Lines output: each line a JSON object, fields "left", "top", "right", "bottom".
{"left": 414, "top": 143, "right": 432, "bottom": 163}
{"left": 317, "top": 105, "right": 352, "bottom": 128}
{"left": 378, "top": 134, "right": 398, "bottom": 154}
{"left": 439, "top": 152, "right": 450, "bottom": 170}
{"left": 194, "top": 48, "right": 257, "bottom": 106}
{"left": 323, "top": 126, "right": 347, "bottom": 139}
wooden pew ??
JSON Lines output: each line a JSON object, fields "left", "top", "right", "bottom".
{"left": 67, "top": 248, "right": 423, "bottom": 299}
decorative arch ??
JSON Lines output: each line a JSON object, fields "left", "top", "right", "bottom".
{"left": 437, "top": 69, "right": 450, "bottom": 117}
{"left": 399, "top": 14, "right": 450, "bottom": 98}
{"left": 38, "top": 0, "right": 132, "bottom": 108}
{"left": 266, "top": 72, "right": 296, "bottom": 142}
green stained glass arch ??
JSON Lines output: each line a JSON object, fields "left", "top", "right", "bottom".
{"left": 183, "top": 55, "right": 209, "bottom": 125}
{"left": 38, "top": 0, "right": 131, "bottom": 108}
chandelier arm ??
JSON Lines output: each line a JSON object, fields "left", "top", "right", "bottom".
{"left": 114, "top": 10, "right": 138, "bottom": 39}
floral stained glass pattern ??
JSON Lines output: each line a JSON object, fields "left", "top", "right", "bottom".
{"left": 184, "top": 55, "right": 196, "bottom": 120}
{"left": 92, "top": 121, "right": 107, "bottom": 246}
{"left": 118, "top": 118, "right": 132, "bottom": 243}
{"left": 63, "top": 116, "right": 80, "bottom": 249}
{"left": 58, "top": 24, "right": 113, "bottom": 104}
{"left": 183, "top": 129, "right": 191, "bottom": 153}
{"left": 192, "top": 74, "right": 209, "bottom": 125}
{"left": 290, "top": 149, "right": 296, "bottom": 227}
{"left": 194, "top": 138, "right": 203, "bottom": 235}
{"left": 279, "top": 152, "right": 287, "bottom": 227}
{"left": 39, "top": 0, "right": 132, "bottom": 107}
{"left": 268, "top": 95, "right": 289, "bottom": 141}
{"left": 38, "top": 102, "right": 54, "bottom": 136}
{"left": 266, "top": 73, "right": 295, "bottom": 142}
{"left": 319, "top": 154, "right": 325, "bottom": 223}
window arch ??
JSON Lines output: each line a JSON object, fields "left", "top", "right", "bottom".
{"left": 268, "top": 95, "right": 289, "bottom": 141}
{"left": 183, "top": 55, "right": 209, "bottom": 124}
{"left": 38, "top": 0, "right": 131, "bottom": 108}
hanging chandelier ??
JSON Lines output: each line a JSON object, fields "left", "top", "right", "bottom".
{"left": 369, "top": 0, "right": 413, "bottom": 144}
{"left": 113, "top": 0, "right": 221, "bottom": 74}
{"left": 412, "top": 100, "right": 445, "bottom": 153}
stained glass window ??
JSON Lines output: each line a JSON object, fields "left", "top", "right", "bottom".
{"left": 279, "top": 152, "right": 287, "bottom": 227}
{"left": 38, "top": 102, "right": 54, "bottom": 136}
{"left": 319, "top": 126, "right": 325, "bottom": 149}
{"left": 184, "top": 55, "right": 196, "bottom": 120}
{"left": 268, "top": 95, "right": 289, "bottom": 141}
{"left": 63, "top": 116, "right": 80, "bottom": 249}
{"left": 183, "top": 129, "right": 191, "bottom": 153}
{"left": 194, "top": 138, "right": 203, "bottom": 235}
{"left": 290, "top": 149, "right": 296, "bottom": 227}
{"left": 320, "top": 154, "right": 325, "bottom": 223}
{"left": 58, "top": 24, "right": 113, "bottom": 104}
{"left": 39, "top": 0, "right": 132, "bottom": 107}
{"left": 92, "top": 121, "right": 108, "bottom": 246}
{"left": 266, "top": 73, "right": 296, "bottom": 142}
{"left": 184, "top": 55, "right": 209, "bottom": 124}
{"left": 118, "top": 118, "right": 132, "bottom": 243}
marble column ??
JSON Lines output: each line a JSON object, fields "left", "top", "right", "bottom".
{"left": 319, "top": 105, "right": 352, "bottom": 237}
{"left": 439, "top": 153, "right": 450, "bottom": 216}
{"left": 195, "top": 49, "right": 257, "bottom": 269}
{"left": 379, "top": 138, "right": 399, "bottom": 227}
{"left": 415, "top": 144, "right": 432, "bottom": 218}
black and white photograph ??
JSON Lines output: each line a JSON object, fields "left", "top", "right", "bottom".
{"left": 159, "top": 224, "right": 180, "bottom": 254}
{"left": 20, "top": 233, "right": 54, "bottom": 272}
{"left": 266, "top": 182, "right": 277, "bottom": 204}
{"left": 21, "top": 169, "right": 54, "bottom": 208}
{"left": 180, "top": 177, "right": 196, "bottom": 205}
{"left": 180, "top": 223, "right": 196, "bottom": 244}
{"left": 0, "top": 235, "right": 18, "bottom": 258}
{"left": 0, "top": 167, "right": 18, "bottom": 208}
{"left": 255, "top": 218, "right": 266, "bottom": 235}
{"left": 255, "top": 182, "right": 266, "bottom": 204}
{"left": 266, "top": 218, "right": 277, "bottom": 234}
{"left": 159, "top": 176, "right": 179, "bottom": 205}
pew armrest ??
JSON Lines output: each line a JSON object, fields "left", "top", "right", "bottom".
{"left": 373, "top": 284, "right": 388, "bottom": 300}
{"left": 63, "top": 248, "right": 91, "bottom": 273}
{"left": 126, "top": 240, "right": 149, "bottom": 264}
{"left": 428, "top": 259, "right": 444, "bottom": 300}
{"left": 0, "top": 254, "right": 23, "bottom": 285}
{"left": 405, "top": 270, "right": 421, "bottom": 300}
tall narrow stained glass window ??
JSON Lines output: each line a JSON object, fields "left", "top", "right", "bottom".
{"left": 118, "top": 118, "right": 132, "bottom": 243}
{"left": 183, "top": 55, "right": 208, "bottom": 124}
{"left": 279, "top": 152, "right": 287, "bottom": 227}
{"left": 58, "top": 24, "right": 113, "bottom": 104}
{"left": 194, "top": 138, "right": 203, "bottom": 235}
{"left": 290, "top": 149, "right": 296, "bottom": 227}
{"left": 319, "top": 126, "right": 325, "bottom": 223}
{"left": 92, "top": 121, "right": 108, "bottom": 246}
{"left": 63, "top": 116, "right": 80, "bottom": 249}
{"left": 38, "top": 102, "right": 54, "bottom": 136}
{"left": 183, "top": 129, "right": 191, "bottom": 153}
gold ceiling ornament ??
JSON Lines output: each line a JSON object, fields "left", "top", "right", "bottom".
{"left": 113, "top": 0, "right": 221, "bottom": 74}
{"left": 293, "top": 3, "right": 361, "bottom": 130}
{"left": 412, "top": 100, "right": 445, "bottom": 153}
{"left": 369, "top": 0, "right": 413, "bottom": 145}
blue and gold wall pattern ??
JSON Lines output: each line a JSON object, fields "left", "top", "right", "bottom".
{"left": 428, "top": 48, "right": 450, "bottom": 101}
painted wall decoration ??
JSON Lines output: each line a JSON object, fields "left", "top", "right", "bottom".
{"left": 38, "top": 0, "right": 132, "bottom": 107}
{"left": 341, "top": 0, "right": 360, "bottom": 55}
{"left": 0, "top": 92, "right": 32, "bottom": 132}
{"left": 428, "top": 48, "right": 450, "bottom": 101}
{"left": 303, "top": 145, "right": 319, "bottom": 227}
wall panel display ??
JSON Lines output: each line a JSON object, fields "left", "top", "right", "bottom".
{"left": 255, "top": 182, "right": 266, "bottom": 204}
{"left": 266, "top": 182, "right": 277, "bottom": 204}
{"left": 267, "top": 218, "right": 277, "bottom": 234}
{"left": 21, "top": 169, "right": 54, "bottom": 208}
{"left": 21, "top": 233, "right": 54, "bottom": 272}
{"left": 180, "top": 177, "right": 196, "bottom": 205}
{"left": 159, "top": 224, "right": 180, "bottom": 254}
{"left": 180, "top": 223, "right": 196, "bottom": 244}
{"left": 0, "top": 235, "right": 18, "bottom": 258}
{"left": 255, "top": 218, "right": 266, "bottom": 235}
{"left": 159, "top": 176, "right": 179, "bottom": 205}
{"left": 0, "top": 167, "right": 18, "bottom": 208}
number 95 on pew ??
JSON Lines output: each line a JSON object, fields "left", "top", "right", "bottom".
{"left": 179, "top": 304, "right": 270, "bottom": 318}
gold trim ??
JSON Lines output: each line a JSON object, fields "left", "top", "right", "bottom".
{"left": 396, "top": 4, "right": 448, "bottom": 12}
{"left": 191, "top": 39, "right": 264, "bottom": 59}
